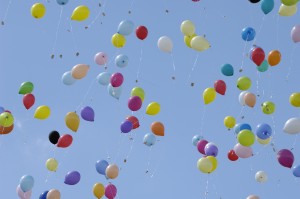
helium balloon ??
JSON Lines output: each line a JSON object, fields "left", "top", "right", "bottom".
{"left": 71, "top": 5, "right": 90, "bottom": 21}
{"left": 107, "top": 84, "right": 122, "bottom": 100}
{"left": 39, "top": 190, "right": 48, "bottom": 199}
{"left": 256, "top": 123, "right": 272, "bottom": 139}
{"left": 283, "top": 117, "right": 300, "bottom": 134}
{"left": 190, "top": 36, "right": 210, "bottom": 52}
{"left": 234, "top": 123, "right": 252, "bottom": 134}
{"left": 244, "top": 92, "right": 256, "bottom": 107}
{"left": 126, "top": 116, "right": 140, "bottom": 129}
{"left": 105, "top": 184, "right": 117, "bottom": 199}
{"left": 203, "top": 88, "right": 216, "bottom": 104}
{"left": 110, "top": 73, "right": 124, "bottom": 87}
{"left": 0, "top": 112, "right": 14, "bottom": 127}
{"left": 180, "top": 20, "right": 195, "bottom": 36}
{"left": 136, "top": 26, "right": 148, "bottom": 40}
{"left": 71, "top": 64, "right": 89, "bottom": 79}
{"left": 241, "top": 27, "right": 256, "bottom": 41}
{"left": 204, "top": 142, "right": 218, "bottom": 157}
{"left": 17, "top": 184, "right": 32, "bottom": 199}
{"left": 115, "top": 54, "right": 129, "bottom": 68}
{"left": 234, "top": 143, "right": 253, "bottom": 158}
{"left": 207, "top": 156, "right": 218, "bottom": 172}
{"left": 23, "top": 93, "right": 35, "bottom": 110}
{"left": 261, "top": 101, "right": 275, "bottom": 114}
{"left": 0, "top": 124, "right": 14, "bottom": 135}
{"left": 249, "top": 0, "right": 260, "bottom": 3}
{"left": 184, "top": 34, "right": 196, "bottom": 48}
{"left": 131, "top": 87, "right": 145, "bottom": 102}
{"left": 239, "top": 91, "right": 250, "bottom": 106}
{"left": 128, "top": 96, "right": 142, "bottom": 111}
{"left": 214, "top": 80, "right": 226, "bottom": 95}
{"left": 31, "top": 3, "right": 46, "bottom": 19}
{"left": 62, "top": 71, "right": 76, "bottom": 85}
{"left": 261, "top": 0, "right": 274, "bottom": 14}
{"left": 120, "top": 120, "right": 133, "bottom": 133}
{"left": 46, "top": 189, "right": 60, "bottom": 199}
{"left": 247, "top": 195, "right": 260, "bottom": 199}
{"left": 277, "top": 149, "right": 294, "bottom": 168}
{"left": 224, "top": 116, "right": 236, "bottom": 129}
{"left": 281, "top": 0, "right": 299, "bottom": 6}
{"left": 105, "top": 164, "right": 119, "bottom": 179}
{"left": 94, "top": 52, "right": 108, "bottom": 65}
{"left": 157, "top": 36, "right": 173, "bottom": 53}
{"left": 97, "top": 72, "right": 111, "bottom": 86}
{"left": 257, "top": 60, "right": 269, "bottom": 72}
{"left": 57, "top": 134, "right": 73, "bottom": 148}
{"left": 279, "top": 4, "right": 297, "bottom": 16}
{"left": 238, "top": 129, "right": 255, "bottom": 146}
{"left": 146, "top": 102, "right": 160, "bottom": 115}
{"left": 81, "top": 106, "right": 95, "bottom": 122}
{"left": 19, "top": 175, "right": 34, "bottom": 192}
{"left": 255, "top": 171, "right": 268, "bottom": 183}
{"left": 93, "top": 183, "right": 105, "bottom": 199}
{"left": 96, "top": 160, "right": 109, "bottom": 175}
{"left": 65, "top": 112, "right": 80, "bottom": 132}
{"left": 251, "top": 47, "right": 265, "bottom": 66}
{"left": 290, "top": 93, "right": 300, "bottom": 107}
{"left": 64, "top": 171, "right": 81, "bottom": 185}
{"left": 221, "top": 63, "right": 234, "bottom": 76}
{"left": 267, "top": 50, "right": 281, "bottom": 66}
{"left": 228, "top": 149, "right": 239, "bottom": 161}
{"left": 197, "top": 139, "right": 208, "bottom": 154}
{"left": 56, "top": 0, "right": 69, "bottom": 5}
{"left": 143, "top": 133, "right": 156, "bottom": 146}
{"left": 19, "top": 82, "right": 34, "bottom": 94}
{"left": 291, "top": 25, "right": 300, "bottom": 43}
{"left": 46, "top": 158, "right": 58, "bottom": 172}
{"left": 292, "top": 165, "right": 300, "bottom": 177}
{"left": 256, "top": 136, "right": 271, "bottom": 145}
{"left": 192, "top": 135, "right": 203, "bottom": 146}
{"left": 151, "top": 121, "right": 165, "bottom": 136}
{"left": 197, "top": 157, "right": 213, "bottom": 173}
{"left": 34, "top": 105, "right": 50, "bottom": 120}
{"left": 49, "top": 130, "right": 60, "bottom": 145}
{"left": 237, "top": 76, "right": 251, "bottom": 90}
{"left": 111, "top": 33, "right": 126, "bottom": 48}
{"left": 118, "top": 20, "right": 134, "bottom": 36}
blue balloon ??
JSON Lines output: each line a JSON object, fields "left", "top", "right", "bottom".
{"left": 39, "top": 190, "right": 49, "bottom": 199}
{"left": 97, "top": 72, "right": 111, "bottom": 86}
{"left": 115, "top": 54, "right": 129, "bottom": 68}
{"left": 234, "top": 123, "right": 252, "bottom": 134}
{"left": 192, "top": 135, "right": 203, "bottom": 146}
{"left": 117, "top": 20, "right": 134, "bottom": 36}
{"left": 95, "top": 160, "right": 109, "bottom": 175}
{"left": 62, "top": 71, "right": 76, "bottom": 85}
{"left": 143, "top": 133, "right": 156, "bottom": 146}
{"left": 257, "top": 60, "right": 269, "bottom": 72}
{"left": 56, "top": 0, "right": 69, "bottom": 5}
{"left": 221, "top": 63, "right": 234, "bottom": 76}
{"left": 256, "top": 123, "right": 272, "bottom": 140}
{"left": 261, "top": 0, "right": 274, "bottom": 14}
{"left": 0, "top": 107, "right": 4, "bottom": 114}
{"left": 241, "top": 27, "right": 256, "bottom": 41}
{"left": 120, "top": 120, "right": 133, "bottom": 133}
{"left": 293, "top": 165, "right": 300, "bottom": 177}
{"left": 107, "top": 84, "right": 122, "bottom": 99}
{"left": 19, "top": 175, "right": 34, "bottom": 192}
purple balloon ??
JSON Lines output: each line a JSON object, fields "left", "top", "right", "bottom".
{"left": 128, "top": 96, "right": 142, "bottom": 111}
{"left": 81, "top": 106, "right": 95, "bottom": 122}
{"left": 197, "top": 139, "right": 208, "bottom": 155}
{"left": 105, "top": 183, "right": 117, "bottom": 199}
{"left": 110, "top": 73, "right": 124, "bottom": 87}
{"left": 204, "top": 142, "right": 218, "bottom": 157}
{"left": 120, "top": 120, "right": 133, "bottom": 133}
{"left": 291, "top": 25, "right": 300, "bottom": 43}
{"left": 277, "top": 149, "right": 294, "bottom": 168}
{"left": 64, "top": 171, "right": 81, "bottom": 185}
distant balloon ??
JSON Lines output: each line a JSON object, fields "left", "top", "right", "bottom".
{"left": 290, "top": 93, "right": 300, "bottom": 107}
{"left": 277, "top": 149, "right": 294, "bottom": 168}
{"left": 238, "top": 129, "right": 255, "bottom": 146}
{"left": 107, "top": 84, "right": 122, "bottom": 100}
{"left": 128, "top": 96, "right": 142, "bottom": 111}
{"left": 19, "top": 82, "right": 34, "bottom": 95}
{"left": 221, "top": 63, "right": 234, "bottom": 76}
{"left": 197, "top": 139, "right": 209, "bottom": 154}
{"left": 95, "top": 160, "right": 109, "bottom": 176}
{"left": 292, "top": 165, "right": 300, "bottom": 177}
{"left": 39, "top": 190, "right": 48, "bottom": 199}
{"left": 31, "top": 3, "right": 46, "bottom": 19}
{"left": 190, "top": 36, "right": 210, "bottom": 51}
{"left": 46, "top": 189, "right": 60, "bottom": 199}
{"left": 120, "top": 120, "right": 133, "bottom": 133}
{"left": 203, "top": 88, "right": 216, "bottom": 104}
{"left": 131, "top": 87, "right": 145, "bottom": 102}
{"left": 192, "top": 135, "right": 203, "bottom": 146}
{"left": 105, "top": 184, "right": 117, "bottom": 199}
{"left": 118, "top": 20, "right": 134, "bottom": 36}
{"left": 261, "top": 0, "right": 274, "bottom": 14}
{"left": 93, "top": 183, "right": 105, "bottom": 199}
{"left": 94, "top": 52, "right": 108, "bottom": 66}
{"left": 151, "top": 121, "right": 165, "bottom": 136}
{"left": 291, "top": 25, "right": 300, "bottom": 43}
{"left": 56, "top": 0, "right": 69, "bottom": 5}
{"left": 255, "top": 171, "right": 268, "bottom": 183}
{"left": 110, "top": 72, "right": 124, "bottom": 87}
{"left": 261, "top": 101, "right": 275, "bottom": 114}
{"left": 0, "top": 112, "right": 14, "bottom": 127}
{"left": 46, "top": 158, "right": 58, "bottom": 172}
{"left": 184, "top": 34, "right": 196, "bottom": 48}
{"left": 49, "top": 130, "right": 60, "bottom": 145}
{"left": 180, "top": 20, "right": 196, "bottom": 36}
{"left": 241, "top": 27, "right": 256, "bottom": 41}
{"left": 71, "top": 64, "right": 89, "bottom": 79}
{"left": 19, "top": 175, "right": 34, "bottom": 192}
{"left": 204, "top": 142, "right": 218, "bottom": 157}
{"left": 244, "top": 92, "right": 256, "bottom": 107}
{"left": 71, "top": 5, "right": 90, "bottom": 21}
{"left": 157, "top": 36, "right": 173, "bottom": 53}
{"left": 23, "top": 94, "right": 35, "bottom": 110}
{"left": 81, "top": 106, "right": 95, "bottom": 122}
{"left": 126, "top": 115, "right": 140, "bottom": 129}
{"left": 0, "top": 124, "right": 14, "bottom": 135}
{"left": 234, "top": 143, "right": 253, "bottom": 158}
{"left": 234, "top": 123, "right": 252, "bottom": 134}
{"left": 224, "top": 116, "right": 236, "bottom": 129}
{"left": 111, "top": 33, "right": 126, "bottom": 48}
{"left": 283, "top": 118, "right": 300, "bottom": 134}
{"left": 115, "top": 54, "right": 129, "bottom": 68}
{"left": 97, "top": 72, "right": 111, "bottom": 86}
{"left": 237, "top": 76, "right": 251, "bottom": 90}
{"left": 136, "top": 26, "right": 148, "bottom": 40}
{"left": 57, "top": 134, "right": 73, "bottom": 148}
{"left": 228, "top": 149, "right": 239, "bottom": 161}
{"left": 17, "top": 184, "right": 32, "bottom": 199}
{"left": 281, "top": 0, "right": 299, "bottom": 6}
{"left": 197, "top": 157, "right": 213, "bottom": 173}
{"left": 143, "top": 133, "right": 156, "bottom": 146}
{"left": 146, "top": 102, "right": 160, "bottom": 115}
{"left": 267, "top": 50, "right": 281, "bottom": 66}
{"left": 239, "top": 91, "right": 250, "bottom": 106}
{"left": 62, "top": 71, "right": 76, "bottom": 85}
{"left": 64, "top": 171, "right": 81, "bottom": 185}
{"left": 251, "top": 47, "right": 265, "bottom": 66}
{"left": 65, "top": 112, "right": 80, "bottom": 132}
{"left": 257, "top": 60, "right": 269, "bottom": 72}
{"left": 105, "top": 164, "right": 119, "bottom": 179}
{"left": 214, "top": 80, "right": 226, "bottom": 95}
{"left": 34, "top": 105, "right": 51, "bottom": 120}
{"left": 279, "top": 4, "right": 297, "bottom": 16}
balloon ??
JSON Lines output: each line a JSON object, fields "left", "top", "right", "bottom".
{"left": 214, "top": 80, "right": 226, "bottom": 95}
{"left": 249, "top": 0, "right": 260, "bottom": 3}
{"left": 118, "top": 20, "right": 134, "bottom": 36}
{"left": 228, "top": 149, "right": 239, "bottom": 161}
{"left": 56, "top": 0, "right": 69, "bottom": 5}
{"left": 71, "top": 64, "right": 89, "bottom": 79}
{"left": 290, "top": 93, "right": 300, "bottom": 107}
{"left": 93, "top": 183, "right": 105, "bottom": 199}
{"left": 158, "top": 36, "right": 173, "bottom": 53}
{"left": 65, "top": 112, "right": 80, "bottom": 132}
{"left": 143, "top": 133, "right": 156, "bottom": 146}
{"left": 190, "top": 36, "right": 210, "bottom": 52}
{"left": 96, "top": 160, "right": 109, "bottom": 175}
{"left": 292, "top": 165, "right": 300, "bottom": 177}
{"left": 197, "top": 157, "right": 213, "bottom": 173}
{"left": 234, "top": 123, "right": 252, "bottom": 134}
{"left": 239, "top": 91, "right": 250, "bottom": 106}
{"left": 94, "top": 52, "right": 108, "bottom": 65}
{"left": 207, "top": 156, "right": 218, "bottom": 173}
{"left": 256, "top": 123, "right": 272, "bottom": 139}
{"left": 17, "top": 184, "right": 32, "bottom": 199}
{"left": 261, "top": 101, "right": 275, "bottom": 114}
{"left": 184, "top": 34, "right": 196, "bottom": 48}
{"left": 279, "top": 4, "right": 297, "bottom": 16}
{"left": 71, "top": 5, "right": 90, "bottom": 21}
{"left": 261, "top": 0, "right": 274, "bottom": 14}
{"left": 126, "top": 116, "right": 140, "bottom": 129}
{"left": 120, "top": 120, "right": 133, "bottom": 133}
{"left": 111, "top": 33, "right": 126, "bottom": 48}
{"left": 105, "top": 184, "right": 117, "bottom": 199}
{"left": 57, "top": 134, "right": 73, "bottom": 148}
{"left": 34, "top": 105, "right": 50, "bottom": 120}
{"left": 281, "top": 0, "right": 299, "bottom": 6}
{"left": 291, "top": 25, "right": 300, "bottom": 43}
{"left": 39, "top": 190, "right": 48, "bottom": 199}
{"left": 23, "top": 93, "right": 35, "bottom": 110}
{"left": 47, "top": 189, "right": 60, "bottom": 199}
{"left": 31, "top": 3, "right": 46, "bottom": 19}
{"left": 19, "top": 175, "right": 34, "bottom": 192}
{"left": 204, "top": 142, "right": 218, "bottom": 157}
{"left": 49, "top": 130, "right": 60, "bottom": 145}
{"left": 19, "top": 82, "right": 34, "bottom": 94}
{"left": 277, "top": 149, "right": 294, "bottom": 168}
{"left": 197, "top": 139, "right": 209, "bottom": 155}
{"left": 105, "top": 164, "right": 119, "bottom": 179}
{"left": 110, "top": 73, "right": 124, "bottom": 87}
{"left": 128, "top": 96, "right": 142, "bottom": 111}
{"left": 46, "top": 158, "right": 58, "bottom": 172}
{"left": 267, "top": 50, "right": 281, "bottom": 66}
{"left": 62, "top": 71, "right": 76, "bottom": 85}
{"left": 0, "top": 124, "right": 14, "bottom": 135}
{"left": 247, "top": 195, "right": 260, "bottom": 199}
{"left": 257, "top": 60, "right": 269, "bottom": 72}
{"left": 64, "top": 171, "right": 81, "bottom": 185}
{"left": 244, "top": 92, "right": 256, "bottom": 107}
{"left": 234, "top": 143, "right": 253, "bottom": 158}
{"left": 107, "top": 84, "right": 122, "bottom": 100}
{"left": 0, "top": 112, "right": 14, "bottom": 127}
{"left": 241, "top": 27, "right": 256, "bottom": 41}
{"left": 221, "top": 63, "right": 234, "bottom": 76}
{"left": 237, "top": 76, "right": 251, "bottom": 90}
{"left": 146, "top": 102, "right": 160, "bottom": 115}
{"left": 238, "top": 129, "right": 255, "bottom": 146}
{"left": 180, "top": 20, "right": 195, "bottom": 36}
{"left": 203, "top": 88, "right": 216, "bottom": 104}
{"left": 224, "top": 116, "right": 236, "bottom": 129}
{"left": 255, "top": 171, "right": 268, "bottom": 183}
{"left": 97, "top": 72, "right": 111, "bottom": 86}
{"left": 115, "top": 54, "right": 129, "bottom": 68}
{"left": 283, "top": 117, "right": 300, "bottom": 134}
{"left": 151, "top": 121, "right": 165, "bottom": 136}
{"left": 81, "top": 106, "right": 95, "bottom": 122}
{"left": 136, "top": 26, "right": 148, "bottom": 40}
{"left": 192, "top": 135, "right": 203, "bottom": 146}
{"left": 251, "top": 47, "right": 265, "bottom": 66}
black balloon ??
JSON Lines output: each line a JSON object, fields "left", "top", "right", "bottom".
{"left": 49, "top": 130, "right": 60, "bottom": 144}
{"left": 249, "top": 0, "right": 260, "bottom": 3}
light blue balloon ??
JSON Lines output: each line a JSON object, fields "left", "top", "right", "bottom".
{"left": 261, "top": 0, "right": 274, "bottom": 14}
{"left": 56, "top": 0, "right": 69, "bottom": 5}
{"left": 241, "top": 27, "right": 256, "bottom": 41}
{"left": 221, "top": 63, "right": 234, "bottom": 76}
{"left": 95, "top": 160, "right": 109, "bottom": 175}
{"left": 115, "top": 54, "right": 129, "bottom": 68}
{"left": 107, "top": 84, "right": 122, "bottom": 99}
{"left": 192, "top": 135, "right": 203, "bottom": 146}
{"left": 143, "top": 133, "right": 156, "bottom": 146}
{"left": 234, "top": 123, "right": 252, "bottom": 134}
{"left": 257, "top": 60, "right": 269, "bottom": 72}
{"left": 117, "top": 20, "right": 134, "bottom": 36}
{"left": 256, "top": 123, "right": 272, "bottom": 140}
{"left": 62, "top": 71, "right": 76, "bottom": 85}
{"left": 97, "top": 72, "right": 111, "bottom": 86}
{"left": 0, "top": 107, "right": 4, "bottom": 114}
{"left": 293, "top": 165, "right": 300, "bottom": 177}
{"left": 19, "top": 175, "right": 34, "bottom": 192}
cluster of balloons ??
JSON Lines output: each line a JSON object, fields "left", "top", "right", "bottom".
{"left": 62, "top": 64, "right": 90, "bottom": 86}
{"left": 17, "top": 175, "right": 34, "bottom": 199}
{"left": 93, "top": 183, "right": 117, "bottom": 199}
{"left": 49, "top": 130, "right": 73, "bottom": 148}
{"left": 95, "top": 160, "right": 119, "bottom": 180}
{"left": 39, "top": 189, "right": 61, "bottom": 199}
{"left": 0, "top": 107, "right": 14, "bottom": 135}
{"left": 19, "top": 82, "right": 35, "bottom": 110}
{"left": 249, "top": 0, "right": 298, "bottom": 16}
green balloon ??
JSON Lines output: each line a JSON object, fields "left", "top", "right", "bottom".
{"left": 0, "top": 112, "right": 14, "bottom": 127}
{"left": 257, "top": 60, "right": 269, "bottom": 72}
{"left": 261, "top": 101, "right": 276, "bottom": 114}
{"left": 237, "top": 76, "right": 251, "bottom": 90}
{"left": 281, "top": 0, "right": 299, "bottom": 6}
{"left": 19, "top": 82, "right": 34, "bottom": 94}
{"left": 237, "top": 129, "right": 255, "bottom": 146}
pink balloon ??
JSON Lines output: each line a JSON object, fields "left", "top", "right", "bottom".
{"left": 196, "top": 139, "right": 208, "bottom": 155}
{"left": 105, "top": 184, "right": 117, "bottom": 199}
{"left": 110, "top": 73, "right": 124, "bottom": 87}
{"left": 128, "top": 96, "right": 142, "bottom": 111}
{"left": 16, "top": 185, "right": 32, "bottom": 199}
{"left": 291, "top": 25, "right": 300, "bottom": 43}
{"left": 94, "top": 52, "right": 108, "bottom": 65}
{"left": 233, "top": 143, "right": 253, "bottom": 158}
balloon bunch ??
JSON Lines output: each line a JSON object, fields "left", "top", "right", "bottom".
{"left": 39, "top": 189, "right": 61, "bottom": 199}
{"left": 0, "top": 107, "right": 14, "bottom": 135}
{"left": 49, "top": 130, "right": 73, "bottom": 148}
{"left": 62, "top": 64, "right": 90, "bottom": 86}
{"left": 19, "top": 81, "right": 36, "bottom": 110}
{"left": 92, "top": 183, "right": 119, "bottom": 199}
{"left": 111, "top": 20, "right": 135, "bottom": 48}
{"left": 95, "top": 159, "right": 120, "bottom": 180}
{"left": 17, "top": 175, "right": 34, "bottom": 199}
{"left": 250, "top": 0, "right": 298, "bottom": 16}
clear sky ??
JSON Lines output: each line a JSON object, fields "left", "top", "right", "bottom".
{"left": 1, "top": 0, "right": 300, "bottom": 199}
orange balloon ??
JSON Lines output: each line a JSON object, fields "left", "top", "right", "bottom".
{"left": 0, "top": 124, "right": 14, "bottom": 134}
{"left": 105, "top": 164, "right": 119, "bottom": 179}
{"left": 151, "top": 121, "right": 164, "bottom": 136}
{"left": 244, "top": 92, "right": 256, "bottom": 108}
{"left": 267, "top": 50, "right": 281, "bottom": 66}
{"left": 71, "top": 64, "right": 90, "bottom": 79}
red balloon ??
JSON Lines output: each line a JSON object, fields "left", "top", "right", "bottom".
{"left": 136, "top": 26, "right": 148, "bottom": 40}
{"left": 251, "top": 47, "right": 265, "bottom": 66}
{"left": 214, "top": 80, "right": 226, "bottom": 95}
{"left": 57, "top": 134, "right": 73, "bottom": 148}
{"left": 23, "top": 93, "right": 35, "bottom": 110}
{"left": 0, "top": 124, "right": 14, "bottom": 134}
{"left": 126, "top": 115, "right": 140, "bottom": 129}
{"left": 228, "top": 149, "right": 239, "bottom": 161}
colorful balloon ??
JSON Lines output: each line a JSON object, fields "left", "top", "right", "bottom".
{"left": 143, "top": 133, "right": 156, "bottom": 146}
{"left": 290, "top": 93, "right": 300, "bottom": 107}
{"left": 234, "top": 143, "right": 253, "bottom": 158}
{"left": 257, "top": 60, "right": 269, "bottom": 72}
{"left": 214, "top": 80, "right": 226, "bottom": 95}
{"left": 203, "top": 88, "right": 216, "bottom": 104}
{"left": 237, "top": 76, "right": 251, "bottom": 90}
{"left": 65, "top": 112, "right": 80, "bottom": 132}
{"left": 115, "top": 54, "right": 129, "bottom": 68}
{"left": 255, "top": 171, "right": 268, "bottom": 183}
{"left": 279, "top": 4, "right": 297, "bottom": 16}
{"left": 96, "top": 160, "right": 109, "bottom": 175}
{"left": 131, "top": 87, "right": 145, "bottom": 102}
{"left": 244, "top": 92, "right": 256, "bottom": 107}
{"left": 126, "top": 116, "right": 139, "bottom": 129}
{"left": 71, "top": 5, "right": 90, "bottom": 21}
{"left": 97, "top": 72, "right": 111, "bottom": 86}
{"left": 128, "top": 96, "right": 142, "bottom": 111}
{"left": 17, "top": 184, "right": 32, "bottom": 199}
{"left": 256, "top": 123, "right": 272, "bottom": 139}
{"left": 62, "top": 71, "right": 76, "bottom": 85}
{"left": 120, "top": 120, "right": 133, "bottom": 133}
{"left": 157, "top": 36, "right": 173, "bottom": 53}
{"left": 19, "top": 175, "right": 34, "bottom": 192}
{"left": 151, "top": 121, "right": 165, "bottom": 136}
{"left": 39, "top": 190, "right": 48, "bottom": 199}
{"left": 136, "top": 26, "right": 148, "bottom": 40}
{"left": 251, "top": 47, "right": 265, "bottom": 66}
{"left": 292, "top": 165, "right": 300, "bottom": 177}
{"left": 110, "top": 73, "right": 124, "bottom": 87}
{"left": 261, "top": 0, "right": 274, "bottom": 14}
{"left": 57, "top": 134, "right": 73, "bottom": 148}
{"left": 224, "top": 116, "right": 236, "bottom": 129}
{"left": 247, "top": 195, "right": 260, "bottom": 199}
{"left": 228, "top": 149, "right": 239, "bottom": 161}
{"left": 46, "top": 158, "right": 58, "bottom": 172}
{"left": 241, "top": 27, "right": 256, "bottom": 41}
{"left": 291, "top": 25, "right": 300, "bottom": 43}
{"left": 197, "top": 139, "right": 208, "bottom": 154}
{"left": 283, "top": 117, "right": 300, "bottom": 134}
{"left": 81, "top": 106, "right": 95, "bottom": 122}
{"left": 184, "top": 34, "right": 196, "bottom": 48}
{"left": 49, "top": 130, "right": 60, "bottom": 145}
{"left": 204, "top": 142, "right": 218, "bottom": 157}
{"left": 261, "top": 101, "right": 275, "bottom": 114}
{"left": 238, "top": 129, "right": 255, "bottom": 146}
{"left": 268, "top": 50, "right": 281, "bottom": 66}
{"left": 71, "top": 64, "right": 89, "bottom": 79}
{"left": 105, "top": 184, "right": 117, "bottom": 199}
{"left": 197, "top": 157, "right": 213, "bottom": 173}
{"left": 111, "top": 33, "right": 126, "bottom": 48}
{"left": 31, "top": 3, "right": 46, "bottom": 19}
{"left": 94, "top": 52, "right": 108, "bottom": 65}
{"left": 0, "top": 112, "right": 14, "bottom": 127}
{"left": 256, "top": 136, "right": 271, "bottom": 145}
{"left": 93, "top": 183, "right": 105, "bottom": 199}
{"left": 239, "top": 91, "right": 250, "bottom": 106}
{"left": 192, "top": 135, "right": 203, "bottom": 146}
{"left": 190, "top": 36, "right": 210, "bottom": 51}
{"left": 180, "top": 20, "right": 195, "bottom": 36}
{"left": 221, "top": 63, "right": 234, "bottom": 76}
{"left": 146, "top": 102, "right": 160, "bottom": 115}
{"left": 107, "top": 84, "right": 122, "bottom": 100}
{"left": 0, "top": 124, "right": 14, "bottom": 135}
{"left": 118, "top": 20, "right": 134, "bottom": 36}
{"left": 105, "top": 164, "right": 119, "bottom": 179}
{"left": 19, "top": 82, "right": 34, "bottom": 95}
{"left": 46, "top": 189, "right": 60, "bottom": 199}
{"left": 277, "top": 149, "right": 294, "bottom": 168}
{"left": 34, "top": 105, "right": 50, "bottom": 120}
{"left": 281, "top": 0, "right": 299, "bottom": 6}
{"left": 23, "top": 93, "right": 35, "bottom": 110}
{"left": 64, "top": 171, "right": 81, "bottom": 185}
{"left": 234, "top": 123, "right": 252, "bottom": 134}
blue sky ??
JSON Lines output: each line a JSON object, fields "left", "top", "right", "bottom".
{"left": 1, "top": 0, "right": 300, "bottom": 198}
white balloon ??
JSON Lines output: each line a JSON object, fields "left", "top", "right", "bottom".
{"left": 157, "top": 36, "right": 173, "bottom": 53}
{"left": 255, "top": 171, "right": 268, "bottom": 183}
{"left": 283, "top": 117, "right": 300, "bottom": 134}
{"left": 247, "top": 195, "right": 260, "bottom": 199}
{"left": 239, "top": 91, "right": 250, "bottom": 106}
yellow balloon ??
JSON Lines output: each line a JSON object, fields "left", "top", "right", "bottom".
{"left": 207, "top": 156, "right": 218, "bottom": 173}
{"left": 180, "top": 20, "right": 196, "bottom": 36}
{"left": 256, "top": 136, "right": 271, "bottom": 145}
{"left": 131, "top": 87, "right": 145, "bottom": 102}
{"left": 261, "top": 101, "right": 276, "bottom": 114}
{"left": 65, "top": 112, "right": 80, "bottom": 132}
{"left": 237, "top": 76, "right": 251, "bottom": 90}
{"left": 46, "top": 158, "right": 58, "bottom": 172}
{"left": 93, "top": 183, "right": 105, "bottom": 199}
{"left": 184, "top": 34, "right": 197, "bottom": 48}
{"left": 111, "top": 33, "right": 126, "bottom": 48}
{"left": 71, "top": 5, "right": 90, "bottom": 21}
{"left": 224, "top": 116, "right": 236, "bottom": 129}
{"left": 197, "top": 157, "right": 213, "bottom": 173}
{"left": 279, "top": 4, "right": 297, "bottom": 16}
{"left": 190, "top": 36, "right": 210, "bottom": 52}
{"left": 146, "top": 102, "right": 160, "bottom": 115}
{"left": 237, "top": 129, "right": 255, "bottom": 146}
{"left": 203, "top": 88, "right": 216, "bottom": 105}
{"left": 0, "top": 112, "right": 14, "bottom": 127}
{"left": 31, "top": 3, "right": 46, "bottom": 19}
{"left": 34, "top": 105, "right": 51, "bottom": 120}
{"left": 71, "top": 64, "right": 90, "bottom": 80}
{"left": 290, "top": 92, "right": 300, "bottom": 107}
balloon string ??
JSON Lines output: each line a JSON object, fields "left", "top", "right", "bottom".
{"left": 252, "top": 15, "right": 265, "bottom": 46}
{"left": 256, "top": 71, "right": 261, "bottom": 98}
{"left": 200, "top": 105, "right": 206, "bottom": 137}
{"left": 149, "top": 140, "right": 164, "bottom": 178}
{"left": 85, "top": 1, "right": 105, "bottom": 29}
{"left": 136, "top": 42, "right": 144, "bottom": 83}
{"left": 204, "top": 175, "right": 210, "bottom": 199}
{"left": 75, "top": 78, "right": 97, "bottom": 112}
{"left": 1, "top": 0, "right": 12, "bottom": 25}
{"left": 239, "top": 38, "right": 248, "bottom": 72}
{"left": 267, "top": 70, "right": 273, "bottom": 99}
{"left": 291, "top": 135, "right": 298, "bottom": 151}
{"left": 69, "top": 21, "right": 80, "bottom": 56}
{"left": 275, "top": 13, "right": 280, "bottom": 50}
{"left": 128, "top": 0, "right": 135, "bottom": 14}
{"left": 51, "top": 6, "right": 63, "bottom": 58}
{"left": 186, "top": 53, "right": 199, "bottom": 86}
{"left": 145, "top": 146, "right": 153, "bottom": 174}
{"left": 113, "top": 133, "right": 126, "bottom": 164}
{"left": 286, "top": 45, "right": 296, "bottom": 81}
